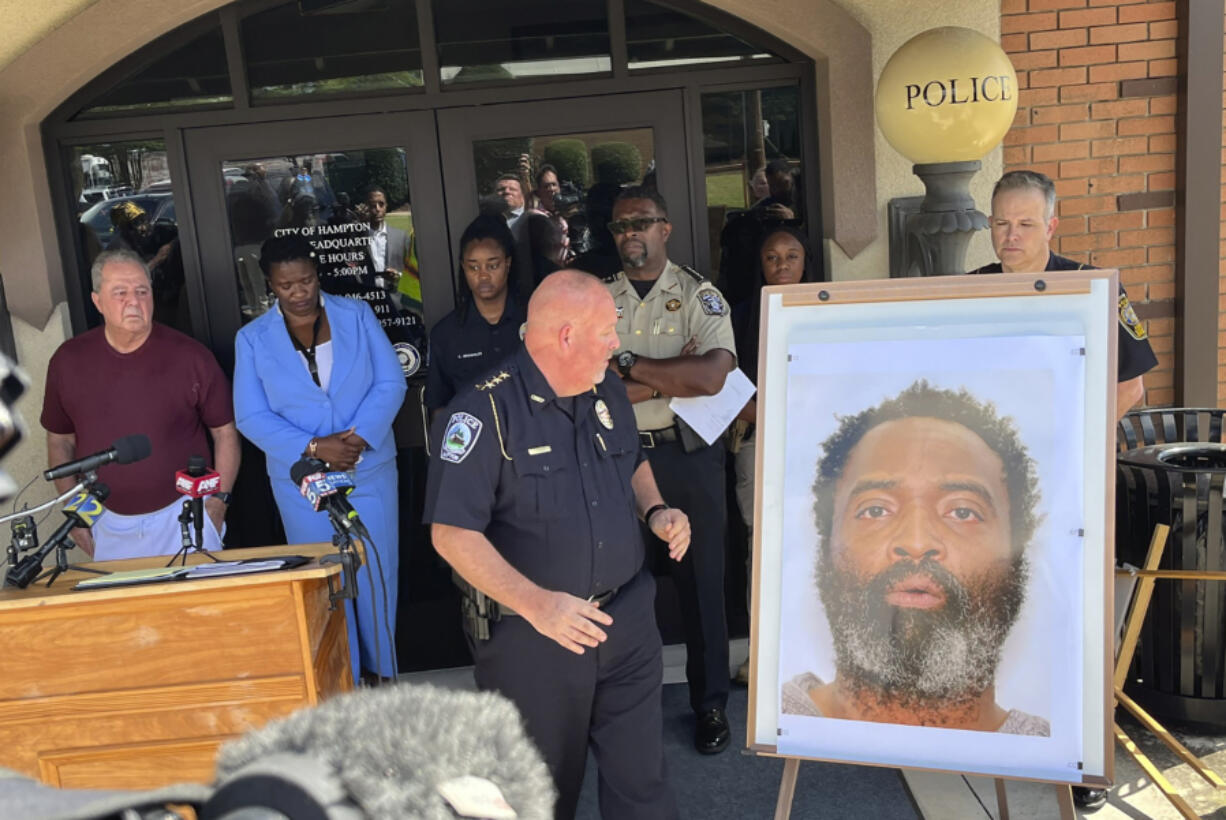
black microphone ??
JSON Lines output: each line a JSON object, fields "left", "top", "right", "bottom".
{"left": 289, "top": 457, "right": 367, "bottom": 540}
{"left": 185, "top": 455, "right": 207, "bottom": 550}
{"left": 5, "top": 483, "right": 110, "bottom": 589}
{"left": 43, "top": 434, "right": 151, "bottom": 481}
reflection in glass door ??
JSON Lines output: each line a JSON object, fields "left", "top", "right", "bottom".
{"left": 221, "top": 149, "right": 428, "bottom": 379}
{"left": 439, "top": 91, "right": 694, "bottom": 287}
{"left": 472, "top": 126, "right": 657, "bottom": 288}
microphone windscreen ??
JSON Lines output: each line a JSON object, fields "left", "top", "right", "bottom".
{"left": 114, "top": 434, "right": 152, "bottom": 464}
{"left": 290, "top": 457, "right": 329, "bottom": 486}
{"left": 187, "top": 454, "right": 206, "bottom": 474}
{"left": 214, "top": 684, "right": 556, "bottom": 819}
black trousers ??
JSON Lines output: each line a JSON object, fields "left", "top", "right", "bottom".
{"left": 473, "top": 570, "right": 677, "bottom": 820}
{"left": 643, "top": 438, "right": 730, "bottom": 714}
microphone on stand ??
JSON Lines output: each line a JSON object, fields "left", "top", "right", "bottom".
{"left": 290, "top": 457, "right": 368, "bottom": 541}
{"left": 43, "top": 434, "right": 150, "bottom": 481}
{"left": 5, "top": 483, "right": 110, "bottom": 589}
{"left": 289, "top": 457, "right": 366, "bottom": 605}
{"left": 5, "top": 513, "right": 36, "bottom": 577}
{"left": 175, "top": 455, "right": 220, "bottom": 551}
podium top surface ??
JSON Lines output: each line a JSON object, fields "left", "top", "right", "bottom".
{"left": 0, "top": 543, "right": 340, "bottom": 611}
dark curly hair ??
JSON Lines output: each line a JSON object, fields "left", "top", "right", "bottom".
{"left": 812, "top": 380, "right": 1040, "bottom": 556}
{"left": 258, "top": 234, "right": 316, "bottom": 277}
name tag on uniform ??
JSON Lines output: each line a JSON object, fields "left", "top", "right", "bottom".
{"left": 527, "top": 445, "right": 552, "bottom": 456}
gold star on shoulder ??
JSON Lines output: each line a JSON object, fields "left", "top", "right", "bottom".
{"left": 476, "top": 371, "right": 511, "bottom": 391}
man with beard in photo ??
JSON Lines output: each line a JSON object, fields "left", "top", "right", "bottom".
{"left": 781, "top": 380, "right": 1050, "bottom": 736}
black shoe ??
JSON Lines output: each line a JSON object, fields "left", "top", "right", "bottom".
{"left": 1072, "top": 786, "right": 1108, "bottom": 811}
{"left": 695, "top": 708, "right": 730, "bottom": 755}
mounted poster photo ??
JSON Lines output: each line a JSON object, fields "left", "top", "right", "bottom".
{"left": 748, "top": 272, "right": 1118, "bottom": 787}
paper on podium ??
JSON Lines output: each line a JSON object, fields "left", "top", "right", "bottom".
{"left": 668, "top": 367, "right": 756, "bottom": 446}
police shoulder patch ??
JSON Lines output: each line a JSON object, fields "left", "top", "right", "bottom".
{"left": 393, "top": 342, "right": 422, "bottom": 377}
{"left": 698, "top": 288, "right": 728, "bottom": 316}
{"left": 1118, "top": 293, "right": 1147, "bottom": 341}
{"left": 441, "top": 412, "right": 482, "bottom": 463}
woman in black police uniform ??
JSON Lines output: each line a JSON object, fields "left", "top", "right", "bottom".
{"left": 729, "top": 226, "right": 817, "bottom": 682}
{"left": 424, "top": 214, "right": 526, "bottom": 415}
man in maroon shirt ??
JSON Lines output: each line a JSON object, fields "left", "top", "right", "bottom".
{"left": 41, "top": 250, "right": 240, "bottom": 560}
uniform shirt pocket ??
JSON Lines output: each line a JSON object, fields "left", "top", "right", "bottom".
{"left": 511, "top": 448, "right": 568, "bottom": 519}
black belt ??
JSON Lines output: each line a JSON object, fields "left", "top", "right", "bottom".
{"left": 639, "top": 427, "right": 679, "bottom": 448}
{"left": 499, "top": 584, "right": 621, "bottom": 618}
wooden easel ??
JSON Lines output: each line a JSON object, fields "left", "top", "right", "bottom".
{"left": 1106, "top": 522, "right": 1226, "bottom": 819}
{"left": 772, "top": 751, "right": 1080, "bottom": 820}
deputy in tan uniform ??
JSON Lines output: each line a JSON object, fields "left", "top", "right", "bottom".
{"left": 604, "top": 185, "right": 737, "bottom": 755}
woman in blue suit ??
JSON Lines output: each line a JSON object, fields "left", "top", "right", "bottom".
{"left": 234, "top": 234, "right": 406, "bottom": 683}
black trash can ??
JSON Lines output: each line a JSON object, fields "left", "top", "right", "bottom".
{"left": 1116, "top": 442, "right": 1226, "bottom": 728}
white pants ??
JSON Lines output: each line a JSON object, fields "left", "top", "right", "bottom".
{"left": 92, "top": 498, "right": 224, "bottom": 562}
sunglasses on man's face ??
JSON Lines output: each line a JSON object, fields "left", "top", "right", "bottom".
{"left": 607, "top": 217, "right": 669, "bottom": 235}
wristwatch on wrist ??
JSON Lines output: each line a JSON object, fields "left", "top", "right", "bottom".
{"left": 642, "top": 503, "right": 670, "bottom": 525}
{"left": 616, "top": 350, "right": 638, "bottom": 378}
{"left": 215, "top": 491, "right": 233, "bottom": 506}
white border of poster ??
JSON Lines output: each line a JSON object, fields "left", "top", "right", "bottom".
{"left": 748, "top": 273, "right": 1116, "bottom": 786}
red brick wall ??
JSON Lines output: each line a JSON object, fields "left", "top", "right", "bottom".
{"left": 1000, "top": 0, "right": 1178, "bottom": 406}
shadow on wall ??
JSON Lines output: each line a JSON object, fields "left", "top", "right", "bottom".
{"left": 4, "top": 300, "right": 74, "bottom": 547}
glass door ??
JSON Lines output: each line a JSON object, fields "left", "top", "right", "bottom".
{"left": 183, "top": 113, "right": 472, "bottom": 671}
{"left": 184, "top": 112, "right": 449, "bottom": 362}
{"left": 436, "top": 90, "right": 696, "bottom": 279}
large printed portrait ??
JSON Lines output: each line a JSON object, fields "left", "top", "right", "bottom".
{"left": 773, "top": 333, "right": 1094, "bottom": 781}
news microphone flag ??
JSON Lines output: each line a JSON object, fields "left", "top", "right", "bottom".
{"left": 289, "top": 458, "right": 367, "bottom": 540}
{"left": 175, "top": 468, "right": 222, "bottom": 498}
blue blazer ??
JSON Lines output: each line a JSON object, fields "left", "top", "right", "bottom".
{"left": 234, "top": 292, "right": 407, "bottom": 483}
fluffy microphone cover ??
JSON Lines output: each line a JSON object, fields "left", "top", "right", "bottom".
{"left": 215, "top": 683, "right": 556, "bottom": 819}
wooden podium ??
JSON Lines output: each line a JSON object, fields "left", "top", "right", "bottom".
{"left": 0, "top": 544, "right": 353, "bottom": 790}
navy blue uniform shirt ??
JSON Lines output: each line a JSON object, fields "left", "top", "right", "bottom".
{"left": 424, "top": 296, "right": 526, "bottom": 411}
{"left": 424, "top": 345, "right": 647, "bottom": 598}
{"left": 970, "top": 252, "right": 1158, "bottom": 382}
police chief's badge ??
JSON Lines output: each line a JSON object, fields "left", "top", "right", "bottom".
{"left": 665, "top": 298, "right": 682, "bottom": 312}
{"left": 441, "top": 412, "right": 482, "bottom": 463}
{"left": 393, "top": 342, "right": 421, "bottom": 377}
{"left": 1118, "top": 293, "right": 1147, "bottom": 341}
{"left": 594, "top": 399, "right": 615, "bottom": 430}
{"left": 699, "top": 290, "right": 727, "bottom": 316}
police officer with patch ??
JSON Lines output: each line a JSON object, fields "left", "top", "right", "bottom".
{"left": 604, "top": 185, "right": 737, "bottom": 755}
{"left": 425, "top": 270, "right": 691, "bottom": 820}
{"left": 971, "top": 170, "right": 1157, "bottom": 424}
{"left": 970, "top": 170, "right": 1157, "bottom": 813}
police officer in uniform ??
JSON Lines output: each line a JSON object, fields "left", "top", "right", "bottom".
{"left": 603, "top": 186, "right": 737, "bottom": 755}
{"left": 425, "top": 270, "right": 691, "bottom": 820}
{"left": 971, "top": 170, "right": 1158, "bottom": 423}
{"left": 425, "top": 214, "right": 526, "bottom": 415}
{"left": 971, "top": 169, "right": 1157, "bottom": 814}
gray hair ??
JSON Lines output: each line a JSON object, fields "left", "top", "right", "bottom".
{"left": 91, "top": 249, "right": 150, "bottom": 292}
{"left": 992, "top": 170, "right": 1056, "bottom": 221}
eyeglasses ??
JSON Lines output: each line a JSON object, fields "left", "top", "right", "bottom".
{"left": 607, "top": 217, "right": 669, "bottom": 235}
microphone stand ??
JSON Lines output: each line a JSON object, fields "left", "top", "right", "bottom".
{"left": 37, "top": 472, "right": 108, "bottom": 588}
{"left": 165, "top": 498, "right": 220, "bottom": 567}
{"left": 39, "top": 531, "right": 108, "bottom": 587}
{"left": 319, "top": 512, "right": 364, "bottom": 610}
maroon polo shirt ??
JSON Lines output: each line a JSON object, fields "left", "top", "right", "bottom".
{"left": 41, "top": 323, "right": 233, "bottom": 515}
